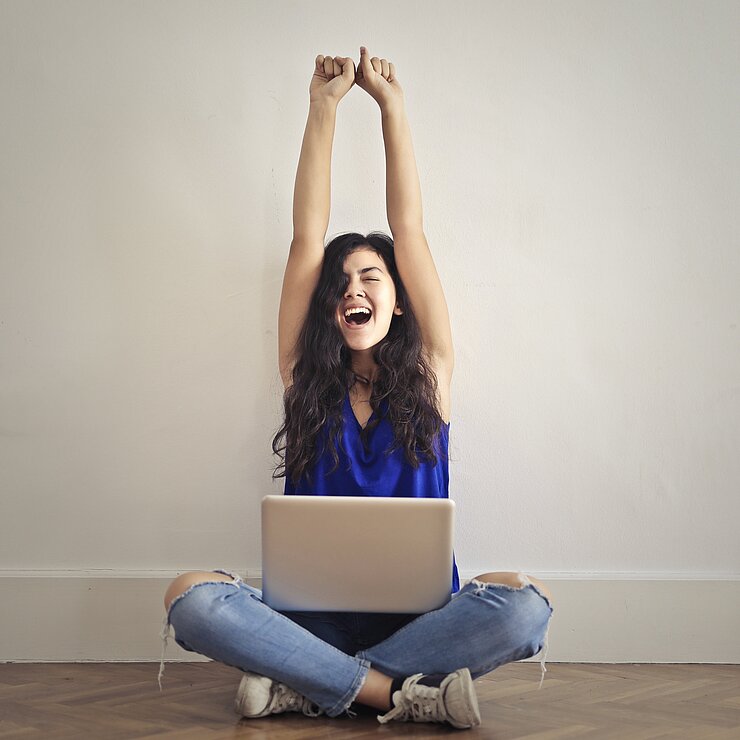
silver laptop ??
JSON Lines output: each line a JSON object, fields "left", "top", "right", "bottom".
{"left": 261, "top": 495, "right": 455, "bottom": 613}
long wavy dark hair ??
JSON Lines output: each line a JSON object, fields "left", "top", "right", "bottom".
{"left": 272, "top": 231, "right": 447, "bottom": 486}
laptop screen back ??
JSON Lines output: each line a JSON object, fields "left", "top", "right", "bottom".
{"left": 261, "top": 495, "right": 455, "bottom": 613}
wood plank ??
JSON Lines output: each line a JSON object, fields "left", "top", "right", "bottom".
{"left": 0, "top": 662, "right": 738, "bottom": 738}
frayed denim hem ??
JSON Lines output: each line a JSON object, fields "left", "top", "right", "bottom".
{"left": 325, "top": 658, "right": 371, "bottom": 718}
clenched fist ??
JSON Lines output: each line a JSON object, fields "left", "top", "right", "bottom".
{"left": 354, "top": 46, "right": 404, "bottom": 112}
{"left": 309, "top": 54, "right": 356, "bottom": 105}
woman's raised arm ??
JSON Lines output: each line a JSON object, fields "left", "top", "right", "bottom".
{"left": 278, "top": 55, "right": 355, "bottom": 388}
{"left": 355, "top": 47, "right": 454, "bottom": 388}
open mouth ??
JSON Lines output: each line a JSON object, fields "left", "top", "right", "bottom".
{"left": 343, "top": 306, "right": 372, "bottom": 326}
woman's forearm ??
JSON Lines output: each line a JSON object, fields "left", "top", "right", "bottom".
{"left": 381, "top": 103, "right": 423, "bottom": 234}
{"left": 292, "top": 100, "right": 337, "bottom": 241}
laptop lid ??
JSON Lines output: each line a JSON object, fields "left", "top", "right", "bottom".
{"left": 261, "top": 495, "right": 455, "bottom": 613}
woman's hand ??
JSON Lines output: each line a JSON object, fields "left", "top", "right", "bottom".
{"left": 309, "top": 54, "right": 356, "bottom": 106}
{"left": 355, "top": 46, "right": 404, "bottom": 112}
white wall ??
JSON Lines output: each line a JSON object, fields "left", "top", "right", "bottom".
{"left": 1, "top": 0, "right": 738, "bottom": 618}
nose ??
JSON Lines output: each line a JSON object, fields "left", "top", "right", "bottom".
{"left": 344, "top": 281, "right": 365, "bottom": 298}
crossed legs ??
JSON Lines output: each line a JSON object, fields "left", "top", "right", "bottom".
{"left": 162, "top": 569, "right": 553, "bottom": 712}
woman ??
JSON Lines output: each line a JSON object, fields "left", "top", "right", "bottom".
{"left": 159, "top": 48, "right": 554, "bottom": 729}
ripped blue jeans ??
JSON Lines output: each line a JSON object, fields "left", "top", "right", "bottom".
{"left": 159, "top": 570, "right": 553, "bottom": 718}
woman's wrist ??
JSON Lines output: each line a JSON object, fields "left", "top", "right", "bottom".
{"left": 309, "top": 96, "right": 339, "bottom": 115}
{"left": 380, "top": 98, "right": 405, "bottom": 120}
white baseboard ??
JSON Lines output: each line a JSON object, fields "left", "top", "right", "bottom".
{"left": 1, "top": 571, "right": 738, "bottom": 663}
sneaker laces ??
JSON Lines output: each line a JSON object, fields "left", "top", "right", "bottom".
{"left": 378, "top": 674, "right": 444, "bottom": 724}
{"left": 270, "top": 682, "right": 323, "bottom": 717}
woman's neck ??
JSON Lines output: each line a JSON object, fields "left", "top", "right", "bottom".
{"left": 349, "top": 349, "right": 377, "bottom": 384}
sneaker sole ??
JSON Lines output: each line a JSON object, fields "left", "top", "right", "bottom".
{"left": 450, "top": 668, "right": 481, "bottom": 729}
{"left": 234, "top": 672, "right": 272, "bottom": 718}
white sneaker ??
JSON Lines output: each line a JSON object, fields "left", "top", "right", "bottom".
{"left": 377, "top": 667, "right": 481, "bottom": 729}
{"left": 234, "top": 671, "right": 323, "bottom": 718}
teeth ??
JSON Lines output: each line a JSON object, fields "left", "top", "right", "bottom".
{"left": 344, "top": 307, "right": 371, "bottom": 317}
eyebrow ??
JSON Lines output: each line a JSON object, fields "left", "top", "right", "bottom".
{"left": 343, "top": 266, "right": 384, "bottom": 278}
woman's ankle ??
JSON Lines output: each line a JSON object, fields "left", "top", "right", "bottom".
{"left": 354, "top": 667, "right": 393, "bottom": 711}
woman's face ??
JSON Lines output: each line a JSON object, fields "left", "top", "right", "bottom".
{"left": 336, "top": 247, "right": 403, "bottom": 352}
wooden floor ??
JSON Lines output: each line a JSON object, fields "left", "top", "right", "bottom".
{"left": 0, "top": 662, "right": 738, "bottom": 739}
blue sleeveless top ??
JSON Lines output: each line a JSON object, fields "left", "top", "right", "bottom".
{"left": 284, "top": 393, "right": 460, "bottom": 593}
